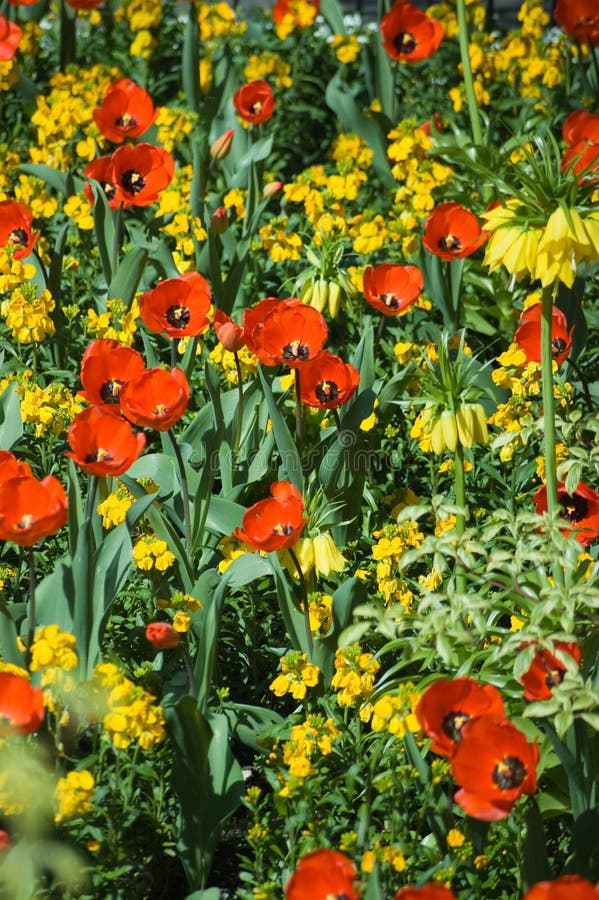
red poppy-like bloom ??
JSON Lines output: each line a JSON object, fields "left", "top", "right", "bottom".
{"left": 251, "top": 299, "right": 328, "bottom": 368}
{"left": 554, "top": 0, "right": 599, "bottom": 46}
{"left": 65, "top": 0, "right": 104, "bottom": 9}
{"left": 0, "top": 450, "right": 32, "bottom": 484}
{"left": 562, "top": 110, "right": 599, "bottom": 146}
{"left": 140, "top": 272, "right": 212, "bottom": 338}
{"left": 523, "top": 875, "right": 599, "bottom": 899}
{"left": 514, "top": 303, "right": 574, "bottom": 366}
{"left": 242, "top": 296, "right": 283, "bottom": 352}
{"left": 0, "top": 15, "right": 21, "bottom": 59}
{"left": 451, "top": 715, "right": 538, "bottom": 821}
{"left": 93, "top": 78, "right": 158, "bottom": 144}
{"left": 284, "top": 849, "right": 359, "bottom": 900}
{"left": 67, "top": 406, "right": 146, "bottom": 477}
{"left": 109, "top": 143, "right": 175, "bottom": 207}
{"left": 234, "top": 481, "right": 306, "bottom": 552}
{"left": 381, "top": 0, "right": 444, "bottom": 63}
{"left": 79, "top": 339, "right": 146, "bottom": 409}
{"left": 272, "top": 0, "right": 319, "bottom": 29}
{"left": 395, "top": 886, "right": 456, "bottom": 900}
{"left": 145, "top": 622, "right": 180, "bottom": 650}
{"left": 519, "top": 641, "right": 582, "bottom": 702}
{"left": 213, "top": 309, "right": 246, "bottom": 352}
{"left": 533, "top": 480, "right": 599, "bottom": 546}
{"left": 422, "top": 202, "right": 487, "bottom": 262}
{"left": 561, "top": 140, "right": 599, "bottom": 184}
{"left": 84, "top": 155, "right": 120, "bottom": 209}
{"left": 363, "top": 263, "right": 423, "bottom": 316}
{"left": 299, "top": 351, "right": 359, "bottom": 409}
{"left": 0, "top": 672, "right": 44, "bottom": 735}
{"left": 0, "top": 475, "right": 67, "bottom": 547}
{"left": 233, "top": 80, "right": 276, "bottom": 125}
{"left": 119, "top": 366, "right": 190, "bottom": 432}
{"left": 0, "top": 200, "right": 37, "bottom": 259}
{"left": 415, "top": 677, "right": 506, "bottom": 757}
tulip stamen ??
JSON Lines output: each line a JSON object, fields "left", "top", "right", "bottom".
{"left": 121, "top": 169, "right": 145, "bottom": 194}
{"left": 492, "top": 756, "right": 526, "bottom": 791}
{"left": 166, "top": 305, "right": 191, "bottom": 329}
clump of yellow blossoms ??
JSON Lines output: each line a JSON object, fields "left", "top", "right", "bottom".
{"left": 330, "top": 34, "right": 361, "bottom": 64}
{"left": 371, "top": 520, "right": 425, "bottom": 606}
{"left": 209, "top": 343, "right": 258, "bottom": 384}
{"left": 54, "top": 770, "right": 95, "bottom": 823}
{"left": 132, "top": 534, "right": 175, "bottom": 571}
{"left": 20, "top": 382, "right": 83, "bottom": 437}
{"left": 276, "top": 714, "right": 340, "bottom": 797}
{"left": 368, "top": 683, "right": 421, "bottom": 737}
{"left": 361, "top": 842, "right": 407, "bottom": 874}
{"left": 30, "top": 626, "right": 78, "bottom": 673}
{"left": 1, "top": 283, "right": 55, "bottom": 343}
{"left": 244, "top": 52, "right": 292, "bottom": 89}
{"left": 259, "top": 218, "right": 303, "bottom": 262}
{"left": 270, "top": 651, "right": 320, "bottom": 700}
{"left": 87, "top": 297, "right": 140, "bottom": 347}
{"left": 331, "top": 643, "right": 380, "bottom": 717}
{"left": 198, "top": 1, "right": 246, "bottom": 42}
{"left": 307, "top": 592, "right": 333, "bottom": 635}
{"left": 93, "top": 662, "right": 166, "bottom": 750}
{"left": 97, "top": 483, "right": 136, "bottom": 529}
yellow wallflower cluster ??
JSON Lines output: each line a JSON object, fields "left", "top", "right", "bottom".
{"left": 330, "top": 34, "right": 361, "bottom": 64}
{"left": 86, "top": 297, "right": 140, "bottom": 347}
{"left": 361, "top": 842, "right": 407, "bottom": 874}
{"left": 198, "top": 1, "right": 246, "bottom": 42}
{"left": 223, "top": 188, "right": 246, "bottom": 221}
{"left": 93, "top": 662, "right": 166, "bottom": 750}
{"left": 368, "top": 683, "right": 421, "bottom": 737}
{"left": 1, "top": 283, "right": 55, "bottom": 343}
{"left": 270, "top": 651, "right": 320, "bottom": 700}
{"left": 132, "top": 534, "right": 176, "bottom": 572}
{"left": 63, "top": 194, "right": 94, "bottom": 231}
{"left": 20, "top": 381, "right": 83, "bottom": 437}
{"left": 276, "top": 714, "right": 340, "bottom": 797}
{"left": 259, "top": 218, "right": 303, "bottom": 262}
{"left": 115, "top": 0, "right": 162, "bottom": 58}
{"left": 157, "top": 590, "right": 202, "bottom": 613}
{"left": 274, "top": 0, "right": 317, "bottom": 39}
{"left": 371, "top": 520, "right": 425, "bottom": 606}
{"left": 307, "top": 592, "right": 333, "bottom": 635}
{"left": 29, "top": 66, "right": 117, "bottom": 170}
{"left": 11, "top": 174, "right": 58, "bottom": 223}
{"left": 209, "top": 343, "right": 258, "bottom": 384}
{"left": 0, "top": 254, "right": 36, "bottom": 294}
{"left": 54, "top": 770, "right": 95, "bottom": 823}
{"left": 331, "top": 643, "right": 380, "bottom": 715}
{"left": 97, "top": 483, "right": 136, "bottom": 529}
{"left": 155, "top": 106, "right": 196, "bottom": 154}
{"left": 244, "top": 52, "right": 292, "bottom": 90}
{"left": 30, "top": 626, "right": 78, "bottom": 673}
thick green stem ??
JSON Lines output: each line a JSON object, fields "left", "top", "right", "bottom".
{"left": 167, "top": 429, "right": 193, "bottom": 555}
{"left": 26, "top": 547, "right": 36, "bottom": 661}
{"left": 294, "top": 367, "right": 303, "bottom": 452}
{"left": 85, "top": 475, "right": 99, "bottom": 522}
{"left": 454, "top": 442, "right": 466, "bottom": 594}
{"left": 456, "top": 0, "right": 483, "bottom": 147}
{"left": 540, "top": 284, "right": 559, "bottom": 519}
{"left": 232, "top": 351, "right": 244, "bottom": 461}
{"left": 111, "top": 202, "right": 124, "bottom": 277}
{"left": 288, "top": 546, "right": 313, "bottom": 659}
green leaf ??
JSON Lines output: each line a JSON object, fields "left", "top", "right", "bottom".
{"left": 258, "top": 366, "right": 303, "bottom": 491}
{"left": 0, "top": 384, "right": 23, "bottom": 450}
{"left": 108, "top": 246, "right": 149, "bottom": 307}
{"left": 91, "top": 182, "right": 116, "bottom": 286}
{"left": 319, "top": 0, "right": 346, "bottom": 34}
{"left": 19, "top": 164, "right": 80, "bottom": 197}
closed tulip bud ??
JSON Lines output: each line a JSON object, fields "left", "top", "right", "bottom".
{"left": 210, "top": 128, "right": 234, "bottom": 161}
{"left": 210, "top": 206, "right": 228, "bottom": 234}
{"left": 263, "top": 180, "right": 283, "bottom": 199}
{"left": 145, "top": 622, "right": 180, "bottom": 649}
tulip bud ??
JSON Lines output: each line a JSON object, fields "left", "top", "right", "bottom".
{"left": 210, "top": 128, "right": 234, "bottom": 161}
{"left": 145, "top": 622, "right": 180, "bottom": 649}
{"left": 263, "top": 180, "right": 283, "bottom": 199}
{"left": 213, "top": 309, "right": 246, "bottom": 352}
{"left": 210, "top": 206, "right": 228, "bottom": 234}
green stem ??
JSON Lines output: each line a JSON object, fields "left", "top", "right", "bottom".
{"left": 540, "top": 284, "right": 558, "bottom": 520}
{"left": 180, "top": 644, "right": 197, "bottom": 697}
{"left": 454, "top": 442, "right": 466, "bottom": 594}
{"left": 167, "top": 429, "right": 193, "bottom": 555}
{"left": 111, "top": 202, "right": 124, "bottom": 277}
{"left": 294, "top": 367, "right": 303, "bottom": 452}
{"left": 456, "top": 0, "right": 483, "bottom": 147}
{"left": 59, "top": 0, "right": 76, "bottom": 71}
{"left": 171, "top": 338, "right": 178, "bottom": 371}
{"left": 232, "top": 350, "right": 244, "bottom": 461}
{"left": 85, "top": 475, "right": 99, "bottom": 522}
{"left": 26, "top": 547, "right": 36, "bottom": 661}
{"left": 288, "top": 546, "right": 313, "bottom": 659}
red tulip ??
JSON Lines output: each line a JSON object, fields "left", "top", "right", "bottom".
{"left": 93, "top": 78, "right": 159, "bottom": 144}
{"left": 533, "top": 480, "right": 599, "bottom": 546}
{"left": 284, "top": 849, "right": 359, "bottom": 900}
{"left": 395, "top": 887, "right": 456, "bottom": 900}
{"left": 0, "top": 475, "right": 67, "bottom": 546}
{"left": 84, "top": 155, "right": 120, "bottom": 209}
{"left": 423, "top": 202, "right": 487, "bottom": 261}
{"left": 523, "top": 875, "right": 599, "bottom": 899}
{"left": 0, "top": 672, "right": 44, "bottom": 735}
{"left": 0, "top": 200, "right": 38, "bottom": 259}
{"left": 213, "top": 310, "right": 246, "bottom": 352}
{"left": 415, "top": 677, "right": 505, "bottom": 757}
{"left": 451, "top": 716, "right": 538, "bottom": 821}
{"left": 554, "top": 0, "right": 599, "bottom": 46}
{"left": 272, "top": 0, "right": 319, "bottom": 29}
{"left": 561, "top": 140, "right": 599, "bottom": 184}
{"left": 79, "top": 339, "right": 146, "bottom": 410}
{"left": 562, "top": 110, "right": 599, "bottom": 146}
{"left": 363, "top": 263, "right": 423, "bottom": 316}
{"left": 67, "top": 406, "right": 146, "bottom": 477}
{"left": 519, "top": 641, "right": 582, "bottom": 702}
{"left": 233, "top": 80, "right": 275, "bottom": 125}
{"left": 0, "top": 451, "right": 32, "bottom": 484}
{"left": 145, "top": 622, "right": 180, "bottom": 650}
{"left": 250, "top": 299, "right": 328, "bottom": 368}
{"left": 299, "top": 351, "right": 359, "bottom": 409}
{"left": 514, "top": 303, "right": 574, "bottom": 366}
{"left": 140, "top": 272, "right": 212, "bottom": 338}
{"left": 242, "top": 296, "right": 283, "bottom": 352}
{"left": 109, "top": 143, "right": 175, "bottom": 207}
{"left": 119, "top": 366, "right": 189, "bottom": 431}
{"left": 381, "top": 0, "right": 443, "bottom": 63}
{"left": 234, "top": 481, "right": 306, "bottom": 552}
{"left": 0, "top": 15, "right": 21, "bottom": 60}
